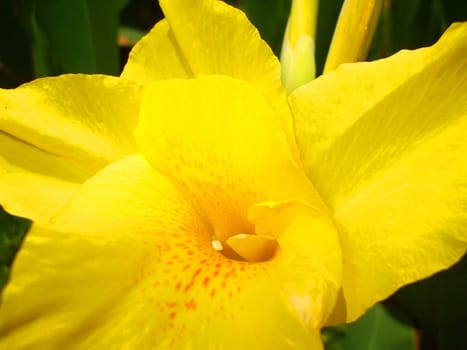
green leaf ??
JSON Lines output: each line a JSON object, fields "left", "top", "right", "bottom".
{"left": 0, "top": 1, "right": 33, "bottom": 87}
{"left": 441, "top": 0, "right": 467, "bottom": 22}
{"left": 22, "top": 0, "right": 129, "bottom": 77}
{"left": 389, "top": 0, "right": 445, "bottom": 51}
{"left": 323, "top": 304, "right": 416, "bottom": 350}
{"left": 87, "top": 0, "right": 131, "bottom": 74}
{"left": 119, "top": 26, "right": 146, "bottom": 46}
{"left": 368, "top": 0, "right": 467, "bottom": 60}
{"left": 23, "top": 0, "right": 97, "bottom": 76}
{"left": 0, "top": 207, "right": 31, "bottom": 293}
{"left": 391, "top": 255, "right": 467, "bottom": 350}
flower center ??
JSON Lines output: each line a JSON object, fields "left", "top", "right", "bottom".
{"left": 211, "top": 234, "right": 278, "bottom": 262}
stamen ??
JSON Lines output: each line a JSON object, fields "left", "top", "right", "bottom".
{"left": 211, "top": 240, "right": 224, "bottom": 251}
{"left": 226, "top": 234, "right": 278, "bottom": 262}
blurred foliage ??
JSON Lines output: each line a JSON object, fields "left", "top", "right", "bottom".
{"left": 389, "top": 254, "right": 467, "bottom": 350}
{"left": 0, "top": 0, "right": 466, "bottom": 349}
{"left": 323, "top": 304, "right": 416, "bottom": 350}
{"left": 23, "top": 0, "right": 130, "bottom": 77}
{"left": 369, "top": 0, "right": 467, "bottom": 62}
{"left": 0, "top": 1, "right": 32, "bottom": 88}
{"left": 0, "top": 208, "right": 30, "bottom": 293}
{"left": 120, "top": 0, "right": 163, "bottom": 31}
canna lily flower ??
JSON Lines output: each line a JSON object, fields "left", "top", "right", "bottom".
{"left": 0, "top": 0, "right": 466, "bottom": 348}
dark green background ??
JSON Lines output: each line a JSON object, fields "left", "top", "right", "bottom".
{"left": 1, "top": 1, "right": 466, "bottom": 349}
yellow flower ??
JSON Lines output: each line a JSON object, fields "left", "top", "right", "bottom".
{"left": 0, "top": 0, "right": 466, "bottom": 349}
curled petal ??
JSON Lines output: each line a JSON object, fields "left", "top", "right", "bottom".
{"left": 0, "top": 75, "right": 141, "bottom": 221}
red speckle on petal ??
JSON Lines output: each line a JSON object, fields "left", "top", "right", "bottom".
{"left": 210, "top": 289, "right": 216, "bottom": 298}
{"left": 166, "top": 301, "right": 178, "bottom": 309}
{"left": 169, "top": 311, "right": 177, "bottom": 319}
{"left": 203, "top": 277, "right": 210, "bottom": 287}
{"left": 175, "top": 281, "right": 182, "bottom": 291}
{"left": 192, "top": 268, "right": 202, "bottom": 280}
{"left": 185, "top": 299, "right": 197, "bottom": 310}
{"left": 223, "top": 268, "right": 236, "bottom": 280}
{"left": 184, "top": 281, "right": 195, "bottom": 292}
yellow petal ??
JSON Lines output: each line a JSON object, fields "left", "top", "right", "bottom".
{"left": 0, "top": 74, "right": 141, "bottom": 169}
{"left": 121, "top": 19, "right": 190, "bottom": 83}
{"left": 0, "top": 130, "right": 89, "bottom": 222}
{"left": 0, "top": 154, "right": 327, "bottom": 349}
{"left": 291, "top": 23, "right": 467, "bottom": 323}
{"left": 136, "top": 76, "right": 325, "bottom": 242}
{"left": 249, "top": 200, "right": 342, "bottom": 328}
{"left": 0, "top": 74, "right": 142, "bottom": 221}
{"left": 122, "top": 0, "right": 300, "bottom": 160}
{"left": 0, "top": 172, "right": 79, "bottom": 223}
{"left": 124, "top": 0, "right": 282, "bottom": 97}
